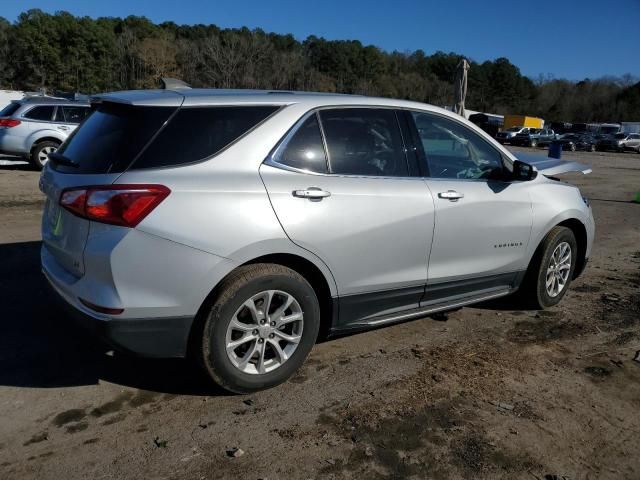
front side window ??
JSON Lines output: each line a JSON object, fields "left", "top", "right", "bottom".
{"left": 273, "top": 113, "right": 327, "bottom": 173}
{"left": 319, "top": 108, "right": 408, "bottom": 177}
{"left": 24, "top": 106, "right": 54, "bottom": 121}
{"left": 411, "top": 111, "right": 505, "bottom": 180}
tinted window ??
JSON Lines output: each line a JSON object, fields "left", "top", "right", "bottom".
{"left": 24, "top": 106, "right": 54, "bottom": 121}
{"left": 274, "top": 114, "right": 327, "bottom": 173}
{"left": 62, "top": 106, "right": 90, "bottom": 124}
{"left": 411, "top": 112, "right": 504, "bottom": 180}
{"left": 53, "top": 107, "right": 65, "bottom": 122}
{"left": 0, "top": 102, "right": 21, "bottom": 117}
{"left": 56, "top": 103, "right": 175, "bottom": 174}
{"left": 319, "top": 108, "right": 408, "bottom": 177}
{"left": 132, "top": 106, "right": 278, "bottom": 170}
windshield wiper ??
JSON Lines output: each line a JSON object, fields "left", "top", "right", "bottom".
{"left": 48, "top": 152, "right": 79, "bottom": 168}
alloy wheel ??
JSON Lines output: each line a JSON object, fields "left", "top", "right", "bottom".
{"left": 225, "top": 290, "right": 304, "bottom": 375}
{"left": 38, "top": 145, "right": 57, "bottom": 165}
{"left": 545, "top": 242, "right": 572, "bottom": 298}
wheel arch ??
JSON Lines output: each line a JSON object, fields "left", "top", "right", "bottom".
{"left": 527, "top": 218, "right": 588, "bottom": 281}
{"left": 188, "top": 251, "right": 337, "bottom": 358}
{"left": 557, "top": 218, "right": 588, "bottom": 279}
{"left": 29, "top": 135, "right": 62, "bottom": 151}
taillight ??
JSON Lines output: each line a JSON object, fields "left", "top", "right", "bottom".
{"left": 0, "top": 118, "right": 21, "bottom": 128}
{"left": 60, "top": 185, "right": 170, "bottom": 227}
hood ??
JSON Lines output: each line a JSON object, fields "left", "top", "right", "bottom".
{"left": 512, "top": 152, "right": 592, "bottom": 175}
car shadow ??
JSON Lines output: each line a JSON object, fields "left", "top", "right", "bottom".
{"left": 0, "top": 240, "right": 226, "bottom": 396}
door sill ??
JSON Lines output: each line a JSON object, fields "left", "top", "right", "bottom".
{"left": 339, "top": 288, "right": 512, "bottom": 330}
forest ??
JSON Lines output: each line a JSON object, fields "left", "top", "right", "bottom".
{"left": 1, "top": 9, "right": 639, "bottom": 123}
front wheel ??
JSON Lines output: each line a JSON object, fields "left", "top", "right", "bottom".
{"left": 199, "top": 264, "right": 320, "bottom": 393}
{"left": 30, "top": 140, "right": 60, "bottom": 170}
{"left": 519, "top": 226, "right": 577, "bottom": 309}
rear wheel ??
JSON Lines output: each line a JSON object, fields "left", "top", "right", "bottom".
{"left": 589, "top": 144, "right": 596, "bottom": 152}
{"left": 570, "top": 143, "right": 576, "bottom": 152}
{"left": 530, "top": 139, "right": 538, "bottom": 148}
{"left": 199, "top": 264, "right": 320, "bottom": 393}
{"left": 519, "top": 226, "right": 577, "bottom": 309}
{"left": 30, "top": 140, "right": 59, "bottom": 170}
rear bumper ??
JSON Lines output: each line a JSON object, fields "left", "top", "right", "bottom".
{"left": 0, "top": 130, "right": 28, "bottom": 156}
{"left": 43, "top": 267, "right": 194, "bottom": 358}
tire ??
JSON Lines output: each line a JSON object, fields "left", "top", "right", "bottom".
{"left": 30, "top": 140, "right": 60, "bottom": 170}
{"left": 519, "top": 226, "right": 577, "bottom": 310}
{"left": 199, "top": 263, "right": 320, "bottom": 393}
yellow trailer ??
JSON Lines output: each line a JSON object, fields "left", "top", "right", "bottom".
{"left": 503, "top": 115, "right": 544, "bottom": 130}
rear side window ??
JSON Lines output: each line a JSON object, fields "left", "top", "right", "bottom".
{"left": 0, "top": 102, "right": 21, "bottom": 117}
{"left": 56, "top": 103, "right": 175, "bottom": 174}
{"left": 273, "top": 113, "right": 327, "bottom": 173}
{"left": 24, "top": 106, "right": 54, "bottom": 121}
{"left": 319, "top": 108, "right": 408, "bottom": 177}
{"left": 132, "top": 106, "right": 279, "bottom": 170}
{"left": 61, "top": 106, "right": 90, "bottom": 124}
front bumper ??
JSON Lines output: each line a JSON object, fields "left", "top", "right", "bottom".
{"left": 44, "top": 267, "right": 194, "bottom": 358}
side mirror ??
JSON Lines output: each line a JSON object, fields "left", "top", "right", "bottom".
{"left": 512, "top": 160, "right": 537, "bottom": 181}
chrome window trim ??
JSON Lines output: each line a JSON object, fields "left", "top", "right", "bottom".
{"left": 265, "top": 105, "right": 419, "bottom": 180}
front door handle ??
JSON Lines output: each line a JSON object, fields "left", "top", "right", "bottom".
{"left": 57, "top": 126, "right": 70, "bottom": 131}
{"left": 438, "top": 190, "right": 464, "bottom": 201}
{"left": 292, "top": 187, "right": 331, "bottom": 200}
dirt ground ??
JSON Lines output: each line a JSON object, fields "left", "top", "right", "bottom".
{"left": 0, "top": 147, "right": 639, "bottom": 480}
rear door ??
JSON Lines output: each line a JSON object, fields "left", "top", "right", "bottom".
{"left": 405, "top": 110, "right": 533, "bottom": 304}
{"left": 261, "top": 108, "right": 435, "bottom": 325}
{"left": 54, "top": 105, "right": 91, "bottom": 136}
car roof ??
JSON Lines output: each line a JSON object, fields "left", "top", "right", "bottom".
{"left": 16, "top": 96, "right": 89, "bottom": 106}
{"left": 90, "top": 88, "right": 450, "bottom": 113}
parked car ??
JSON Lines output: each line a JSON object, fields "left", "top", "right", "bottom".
{"left": 597, "top": 133, "right": 640, "bottom": 152}
{"left": 0, "top": 97, "right": 90, "bottom": 169}
{"left": 40, "top": 88, "right": 594, "bottom": 393}
{"left": 557, "top": 133, "right": 597, "bottom": 152}
{"left": 512, "top": 128, "right": 558, "bottom": 147}
{"left": 495, "top": 126, "right": 530, "bottom": 144}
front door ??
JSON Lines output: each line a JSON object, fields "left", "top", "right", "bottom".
{"left": 261, "top": 108, "right": 435, "bottom": 325}
{"left": 405, "top": 110, "right": 533, "bottom": 304}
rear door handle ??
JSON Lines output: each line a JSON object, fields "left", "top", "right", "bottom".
{"left": 292, "top": 188, "right": 331, "bottom": 200}
{"left": 438, "top": 190, "right": 464, "bottom": 201}
{"left": 57, "top": 126, "right": 70, "bottom": 131}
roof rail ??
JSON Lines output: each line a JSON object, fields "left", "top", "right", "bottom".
{"left": 160, "top": 77, "right": 191, "bottom": 90}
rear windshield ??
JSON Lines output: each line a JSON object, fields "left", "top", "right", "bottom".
{"left": 0, "top": 102, "right": 21, "bottom": 117}
{"left": 54, "top": 103, "right": 278, "bottom": 174}
{"left": 55, "top": 103, "right": 175, "bottom": 174}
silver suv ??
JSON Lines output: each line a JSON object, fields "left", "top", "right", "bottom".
{"left": 0, "top": 97, "right": 90, "bottom": 169}
{"left": 40, "top": 88, "right": 594, "bottom": 393}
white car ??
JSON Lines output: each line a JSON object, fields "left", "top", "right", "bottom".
{"left": 0, "top": 97, "right": 90, "bottom": 169}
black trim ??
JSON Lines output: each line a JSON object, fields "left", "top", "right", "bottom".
{"left": 421, "top": 272, "right": 519, "bottom": 305}
{"left": 51, "top": 286, "right": 193, "bottom": 358}
{"left": 337, "top": 285, "right": 424, "bottom": 327}
{"left": 334, "top": 271, "right": 525, "bottom": 330}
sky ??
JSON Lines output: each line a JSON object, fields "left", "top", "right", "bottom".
{"left": 2, "top": 0, "right": 639, "bottom": 81}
